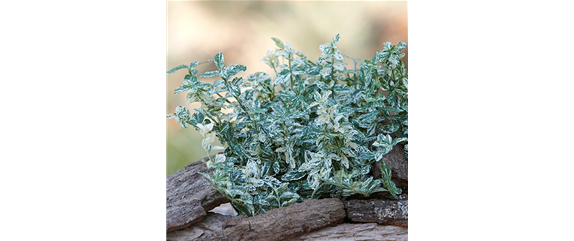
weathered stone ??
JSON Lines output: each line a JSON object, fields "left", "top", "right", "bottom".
{"left": 285, "top": 223, "right": 408, "bottom": 241}
{"left": 167, "top": 212, "right": 240, "bottom": 241}
{"left": 210, "top": 203, "right": 236, "bottom": 216}
{"left": 166, "top": 156, "right": 229, "bottom": 232}
{"left": 221, "top": 198, "right": 346, "bottom": 241}
{"left": 344, "top": 198, "right": 408, "bottom": 227}
{"left": 168, "top": 208, "right": 407, "bottom": 241}
{"left": 371, "top": 143, "right": 408, "bottom": 189}
{"left": 167, "top": 197, "right": 408, "bottom": 240}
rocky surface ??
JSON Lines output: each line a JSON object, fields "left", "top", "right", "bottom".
{"left": 166, "top": 157, "right": 229, "bottom": 232}
{"left": 166, "top": 154, "right": 409, "bottom": 240}
{"left": 167, "top": 198, "right": 347, "bottom": 241}
{"left": 344, "top": 197, "right": 408, "bottom": 227}
{"left": 167, "top": 212, "right": 240, "bottom": 241}
{"left": 222, "top": 198, "right": 346, "bottom": 241}
{"left": 285, "top": 223, "right": 408, "bottom": 241}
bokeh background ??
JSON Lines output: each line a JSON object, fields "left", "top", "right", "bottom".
{"left": 167, "top": 1, "right": 408, "bottom": 175}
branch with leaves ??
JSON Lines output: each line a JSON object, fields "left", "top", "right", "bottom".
{"left": 167, "top": 34, "right": 408, "bottom": 216}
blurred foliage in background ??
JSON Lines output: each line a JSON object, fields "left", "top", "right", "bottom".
{"left": 167, "top": 1, "right": 407, "bottom": 175}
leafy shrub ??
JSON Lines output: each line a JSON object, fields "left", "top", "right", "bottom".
{"left": 167, "top": 34, "right": 408, "bottom": 217}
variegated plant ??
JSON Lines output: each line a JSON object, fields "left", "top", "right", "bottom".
{"left": 167, "top": 34, "right": 408, "bottom": 217}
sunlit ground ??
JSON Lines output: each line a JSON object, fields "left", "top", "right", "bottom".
{"left": 167, "top": 1, "right": 408, "bottom": 175}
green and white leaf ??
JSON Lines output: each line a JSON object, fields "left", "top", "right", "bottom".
{"left": 166, "top": 64, "right": 188, "bottom": 74}
{"left": 272, "top": 37, "right": 285, "bottom": 49}
{"left": 214, "top": 52, "right": 225, "bottom": 69}
{"left": 221, "top": 64, "right": 247, "bottom": 79}
{"left": 198, "top": 70, "right": 219, "bottom": 77}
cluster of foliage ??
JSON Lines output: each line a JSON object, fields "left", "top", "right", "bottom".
{"left": 167, "top": 34, "right": 408, "bottom": 217}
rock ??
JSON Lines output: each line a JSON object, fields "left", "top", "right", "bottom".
{"left": 166, "top": 157, "right": 229, "bottom": 232}
{"left": 371, "top": 143, "right": 408, "bottom": 189}
{"left": 285, "top": 223, "right": 408, "bottom": 241}
{"left": 168, "top": 197, "right": 408, "bottom": 240}
{"left": 167, "top": 212, "right": 240, "bottom": 241}
{"left": 221, "top": 198, "right": 346, "bottom": 241}
{"left": 344, "top": 198, "right": 408, "bottom": 227}
{"left": 210, "top": 203, "right": 236, "bottom": 216}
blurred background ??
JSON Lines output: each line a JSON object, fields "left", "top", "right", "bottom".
{"left": 167, "top": 1, "right": 408, "bottom": 175}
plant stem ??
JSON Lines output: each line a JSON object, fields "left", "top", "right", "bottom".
{"left": 271, "top": 61, "right": 278, "bottom": 75}
{"left": 222, "top": 76, "right": 270, "bottom": 137}
{"left": 288, "top": 52, "right": 295, "bottom": 92}
{"left": 216, "top": 92, "right": 231, "bottom": 104}
{"left": 197, "top": 96, "right": 222, "bottom": 125}
{"left": 330, "top": 56, "right": 337, "bottom": 100}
